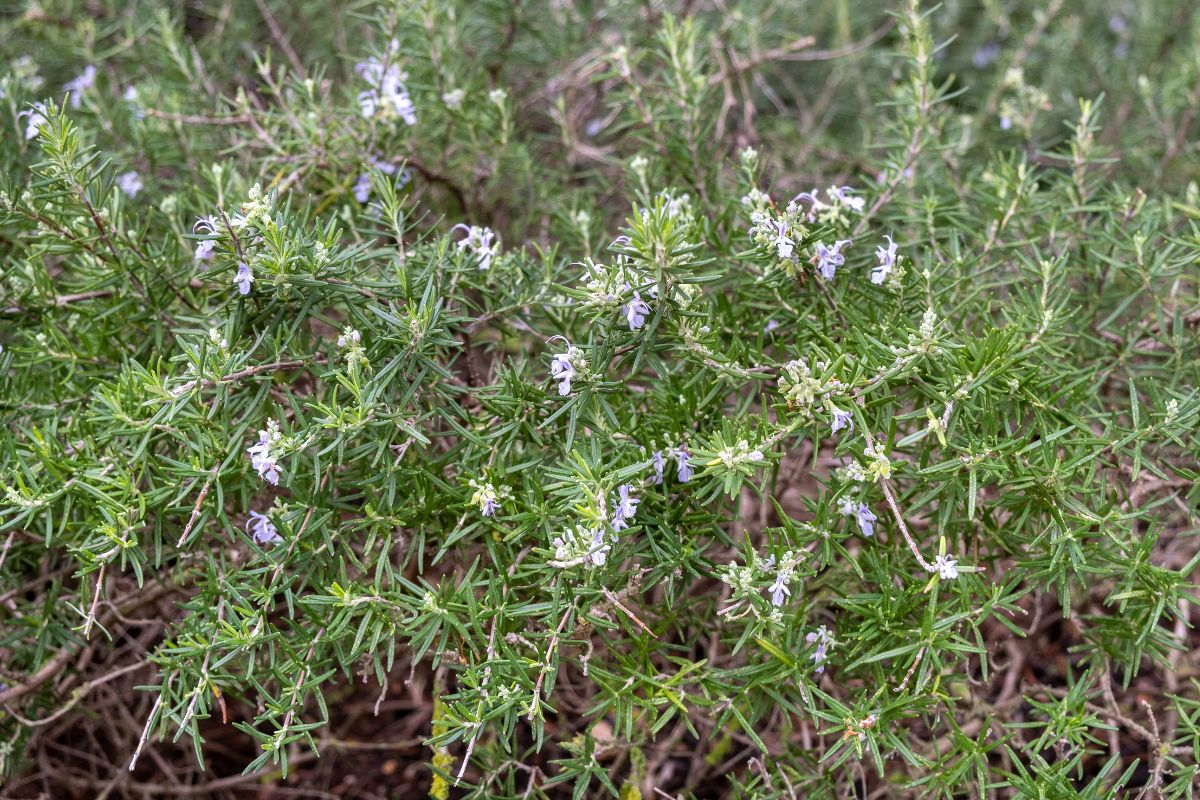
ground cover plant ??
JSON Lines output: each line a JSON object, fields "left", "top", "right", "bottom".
{"left": 1, "top": 1, "right": 1199, "bottom": 798}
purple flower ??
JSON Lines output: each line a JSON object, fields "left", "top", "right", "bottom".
{"left": 790, "top": 188, "right": 823, "bottom": 223}
{"left": 769, "top": 565, "right": 791, "bottom": 606}
{"left": 625, "top": 292, "right": 651, "bottom": 331}
{"left": 63, "top": 65, "right": 96, "bottom": 108}
{"left": 453, "top": 224, "right": 500, "bottom": 271}
{"left": 872, "top": 235, "right": 898, "bottom": 285}
{"left": 831, "top": 407, "right": 853, "bottom": 435}
{"left": 549, "top": 345, "right": 579, "bottom": 396}
{"left": 233, "top": 261, "right": 254, "bottom": 295}
{"left": 767, "top": 218, "right": 794, "bottom": 259}
{"left": 829, "top": 185, "right": 864, "bottom": 213}
{"left": 19, "top": 102, "right": 48, "bottom": 141}
{"left": 839, "top": 499, "right": 876, "bottom": 537}
{"left": 115, "top": 170, "right": 143, "bottom": 198}
{"left": 246, "top": 510, "right": 282, "bottom": 546}
{"left": 355, "top": 54, "right": 417, "bottom": 125}
{"left": 194, "top": 239, "right": 215, "bottom": 264}
{"left": 589, "top": 529, "right": 611, "bottom": 566}
{"left": 353, "top": 173, "right": 371, "bottom": 203}
{"left": 610, "top": 484, "right": 639, "bottom": 531}
{"left": 652, "top": 450, "right": 665, "bottom": 485}
{"left": 972, "top": 42, "right": 1000, "bottom": 68}
{"left": 247, "top": 430, "right": 282, "bottom": 485}
{"left": 813, "top": 239, "right": 851, "bottom": 281}
{"left": 805, "top": 626, "right": 833, "bottom": 673}
{"left": 855, "top": 504, "right": 876, "bottom": 537}
{"left": 674, "top": 448, "right": 694, "bottom": 483}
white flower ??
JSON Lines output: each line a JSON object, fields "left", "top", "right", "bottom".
{"left": 932, "top": 554, "right": 959, "bottom": 580}
{"left": 442, "top": 88, "right": 465, "bottom": 110}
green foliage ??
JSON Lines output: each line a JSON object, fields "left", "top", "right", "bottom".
{"left": 1, "top": 1, "right": 1199, "bottom": 798}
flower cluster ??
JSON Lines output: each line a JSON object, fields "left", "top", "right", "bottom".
{"left": 791, "top": 185, "right": 865, "bottom": 226}
{"left": 468, "top": 478, "right": 512, "bottom": 517}
{"left": 549, "top": 342, "right": 587, "bottom": 396}
{"left": 708, "top": 439, "right": 764, "bottom": 470}
{"left": 355, "top": 42, "right": 417, "bottom": 125}
{"left": 552, "top": 524, "right": 611, "bottom": 568}
{"left": 718, "top": 548, "right": 807, "bottom": 620}
{"left": 805, "top": 625, "right": 834, "bottom": 673}
{"left": 63, "top": 65, "right": 96, "bottom": 108}
{"left": 453, "top": 224, "right": 501, "bottom": 271}
{"left": 778, "top": 357, "right": 855, "bottom": 435}
{"left": 246, "top": 419, "right": 284, "bottom": 485}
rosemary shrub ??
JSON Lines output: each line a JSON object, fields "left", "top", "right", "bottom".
{"left": 1, "top": 1, "right": 1198, "bottom": 798}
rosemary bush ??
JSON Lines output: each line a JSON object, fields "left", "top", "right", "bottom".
{"left": 1, "top": 1, "right": 1199, "bottom": 798}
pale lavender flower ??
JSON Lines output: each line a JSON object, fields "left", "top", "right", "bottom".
{"left": 589, "top": 529, "right": 611, "bottom": 566}
{"left": 768, "top": 564, "right": 791, "bottom": 606}
{"left": 246, "top": 510, "right": 282, "bottom": 546}
{"left": 247, "top": 430, "right": 282, "bottom": 485}
{"left": 933, "top": 554, "right": 960, "bottom": 580}
{"left": 764, "top": 319, "right": 781, "bottom": 334}
{"left": 63, "top": 65, "right": 96, "bottom": 108}
{"left": 839, "top": 499, "right": 875, "bottom": 537}
{"left": 805, "top": 626, "right": 832, "bottom": 673}
{"left": 872, "top": 235, "right": 898, "bottom": 285}
{"left": 625, "top": 291, "right": 651, "bottom": 331}
{"left": 651, "top": 451, "right": 665, "bottom": 485}
{"left": 855, "top": 504, "right": 876, "bottom": 537}
{"left": 355, "top": 54, "right": 417, "bottom": 125}
{"left": 123, "top": 85, "right": 145, "bottom": 120}
{"left": 233, "top": 261, "right": 254, "bottom": 295}
{"left": 453, "top": 224, "right": 500, "bottom": 270}
{"left": 610, "top": 484, "right": 639, "bottom": 531}
{"left": 790, "top": 188, "right": 823, "bottom": 223}
{"left": 972, "top": 42, "right": 1000, "bottom": 68}
{"left": 19, "top": 102, "right": 48, "bottom": 141}
{"left": 115, "top": 170, "right": 143, "bottom": 198}
{"left": 813, "top": 239, "right": 851, "bottom": 281}
{"left": 369, "top": 156, "right": 399, "bottom": 175}
{"left": 194, "top": 239, "right": 215, "bottom": 263}
{"left": 674, "top": 448, "right": 694, "bottom": 483}
{"left": 353, "top": 173, "right": 371, "bottom": 203}
{"left": 549, "top": 346, "right": 578, "bottom": 396}
{"left": 193, "top": 216, "right": 218, "bottom": 235}
{"left": 767, "top": 218, "right": 794, "bottom": 259}
{"left": 829, "top": 185, "right": 864, "bottom": 213}
{"left": 831, "top": 407, "right": 853, "bottom": 435}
